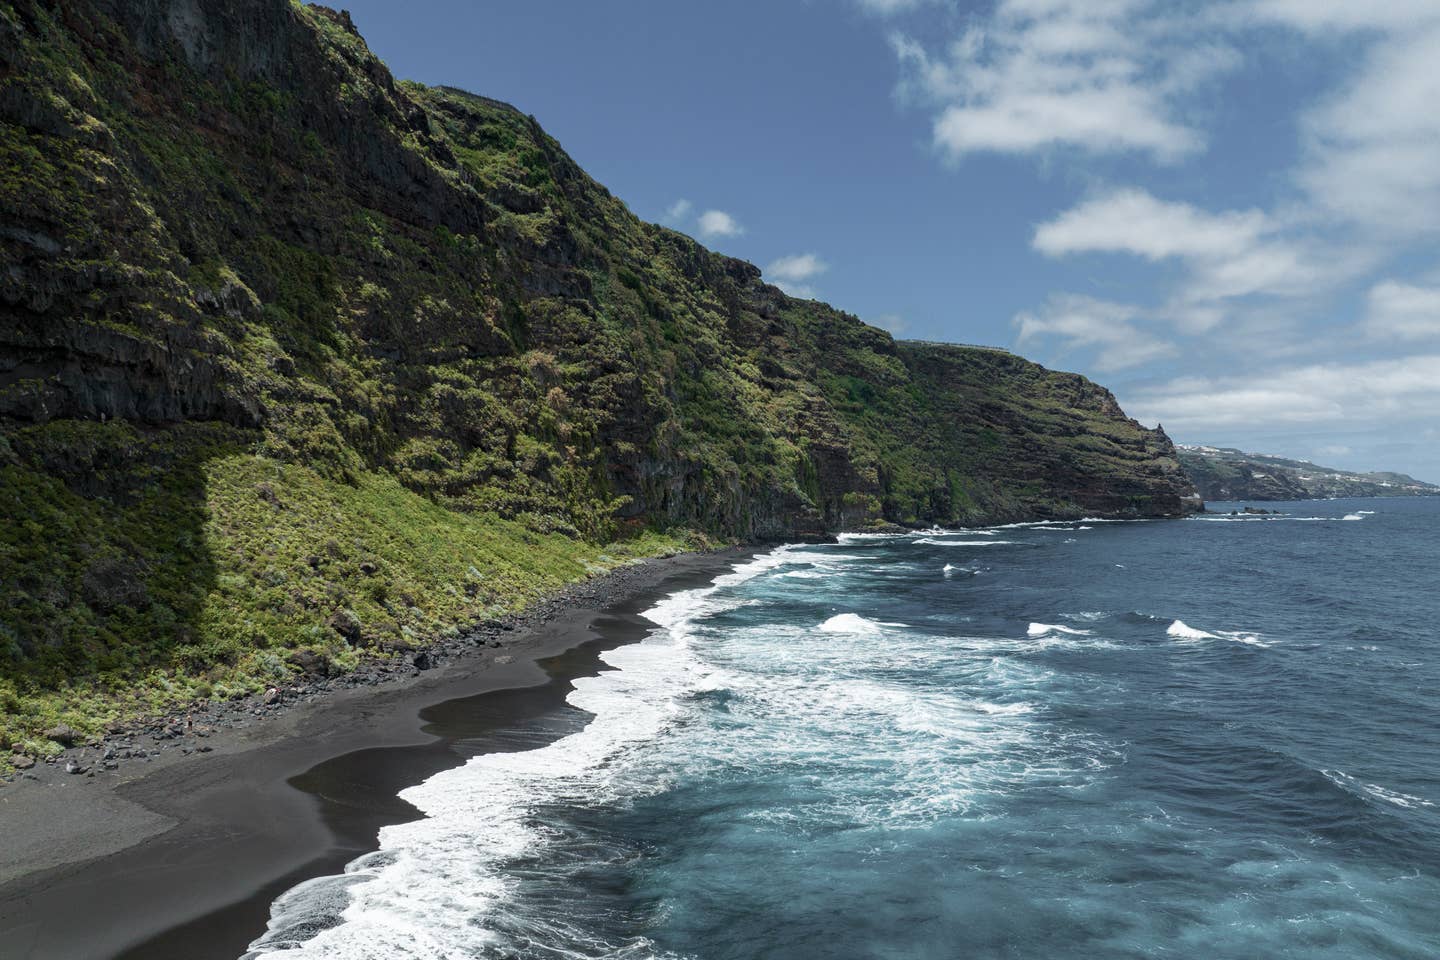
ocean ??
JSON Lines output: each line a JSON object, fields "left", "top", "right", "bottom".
{"left": 242, "top": 498, "right": 1440, "bottom": 959}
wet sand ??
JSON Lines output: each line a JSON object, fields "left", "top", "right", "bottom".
{"left": 0, "top": 549, "right": 749, "bottom": 960}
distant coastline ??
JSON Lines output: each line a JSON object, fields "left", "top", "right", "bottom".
{"left": 1178, "top": 445, "right": 1439, "bottom": 502}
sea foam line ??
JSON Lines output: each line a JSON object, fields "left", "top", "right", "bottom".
{"left": 1167, "top": 620, "right": 1270, "bottom": 647}
{"left": 242, "top": 549, "right": 789, "bottom": 959}
{"left": 1027, "top": 623, "right": 1093, "bottom": 638}
{"left": 1322, "top": 769, "right": 1435, "bottom": 810}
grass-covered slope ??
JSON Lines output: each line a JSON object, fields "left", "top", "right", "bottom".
{"left": 0, "top": 0, "right": 1197, "bottom": 758}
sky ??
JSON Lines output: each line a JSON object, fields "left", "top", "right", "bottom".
{"left": 331, "top": 0, "right": 1440, "bottom": 482}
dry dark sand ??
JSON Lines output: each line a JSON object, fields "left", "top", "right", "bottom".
{"left": 0, "top": 549, "right": 750, "bottom": 960}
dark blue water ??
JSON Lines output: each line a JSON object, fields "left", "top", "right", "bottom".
{"left": 248, "top": 499, "right": 1440, "bottom": 959}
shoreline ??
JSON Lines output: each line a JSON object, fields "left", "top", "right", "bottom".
{"left": 0, "top": 547, "right": 755, "bottom": 960}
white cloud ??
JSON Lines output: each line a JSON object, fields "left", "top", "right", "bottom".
{"left": 1247, "top": 0, "right": 1440, "bottom": 34}
{"left": 892, "top": 1, "right": 1236, "bottom": 162}
{"left": 854, "top": 0, "right": 935, "bottom": 14}
{"left": 868, "top": 0, "right": 1440, "bottom": 475}
{"left": 766, "top": 253, "right": 828, "bottom": 283}
{"left": 663, "top": 199, "right": 693, "bottom": 223}
{"left": 1126, "top": 354, "right": 1440, "bottom": 430}
{"left": 1316, "top": 444, "right": 1352, "bottom": 457}
{"left": 1033, "top": 188, "right": 1336, "bottom": 317}
{"left": 873, "top": 313, "right": 909, "bottom": 335}
{"left": 765, "top": 252, "right": 829, "bottom": 298}
{"left": 1238, "top": 3, "right": 1440, "bottom": 236}
{"left": 1014, "top": 293, "right": 1177, "bottom": 371}
{"left": 1295, "top": 23, "right": 1440, "bottom": 235}
{"left": 697, "top": 209, "right": 745, "bottom": 238}
{"left": 1366, "top": 280, "right": 1440, "bottom": 340}
{"left": 1034, "top": 189, "right": 1268, "bottom": 262}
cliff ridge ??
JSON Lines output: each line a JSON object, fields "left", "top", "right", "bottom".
{"left": 0, "top": 0, "right": 1197, "bottom": 756}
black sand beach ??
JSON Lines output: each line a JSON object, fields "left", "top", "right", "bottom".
{"left": 0, "top": 549, "right": 749, "bottom": 960}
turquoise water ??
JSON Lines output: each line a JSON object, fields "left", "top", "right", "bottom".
{"left": 247, "top": 499, "right": 1440, "bottom": 959}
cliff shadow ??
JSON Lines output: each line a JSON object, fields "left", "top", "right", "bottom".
{"left": 0, "top": 419, "right": 240, "bottom": 749}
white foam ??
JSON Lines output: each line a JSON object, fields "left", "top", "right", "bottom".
{"left": 1343, "top": 513, "right": 1365, "bottom": 521}
{"left": 1027, "top": 622, "right": 1094, "bottom": 638}
{"left": 243, "top": 538, "right": 1119, "bottom": 957}
{"left": 818, "top": 613, "right": 903, "bottom": 634}
{"left": 1225, "top": 634, "right": 1269, "bottom": 647}
{"left": 836, "top": 531, "right": 908, "bottom": 543}
{"left": 1167, "top": 620, "right": 1269, "bottom": 646}
{"left": 243, "top": 548, "right": 787, "bottom": 959}
{"left": 964, "top": 699, "right": 1035, "bottom": 716}
{"left": 1167, "top": 620, "right": 1216, "bottom": 640}
{"left": 1323, "top": 769, "right": 1435, "bottom": 809}
{"left": 909, "top": 527, "right": 998, "bottom": 536}
{"left": 916, "top": 538, "right": 1018, "bottom": 547}
{"left": 990, "top": 517, "right": 1147, "bottom": 529}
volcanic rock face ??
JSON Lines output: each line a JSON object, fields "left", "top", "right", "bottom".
{"left": 0, "top": 0, "right": 1198, "bottom": 740}
{"left": 0, "top": 0, "right": 1195, "bottom": 533}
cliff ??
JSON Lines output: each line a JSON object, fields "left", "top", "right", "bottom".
{"left": 1178, "top": 446, "right": 1439, "bottom": 502}
{"left": 0, "top": 0, "right": 1197, "bottom": 756}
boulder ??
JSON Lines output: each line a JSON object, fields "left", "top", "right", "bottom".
{"left": 329, "top": 608, "right": 363, "bottom": 645}
{"left": 287, "top": 649, "right": 331, "bottom": 677}
{"left": 44, "top": 723, "right": 79, "bottom": 747}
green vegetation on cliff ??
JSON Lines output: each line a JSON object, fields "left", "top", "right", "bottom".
{"left": 0, "top": 0, "right": 1196, "bottom": 758}
{"left": 0, "top": 418, "right": 689, "bottom": 759}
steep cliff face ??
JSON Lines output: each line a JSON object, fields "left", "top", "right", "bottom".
{"left": 0, "top": 0, "right": 1197, "bottom": 750}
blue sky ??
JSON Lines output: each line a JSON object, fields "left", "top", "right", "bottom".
{"left": 333, "top": 0, "right": 1440, "bottom": 482}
